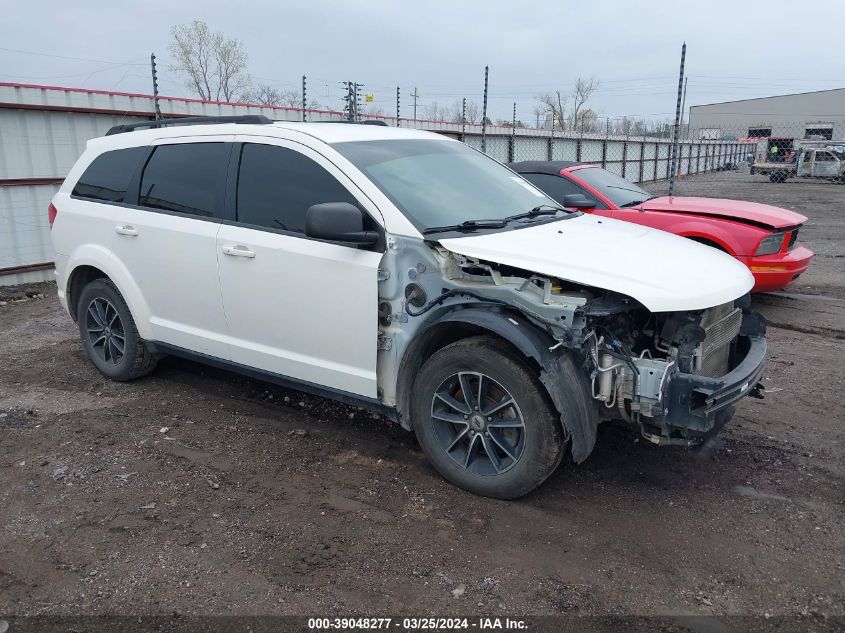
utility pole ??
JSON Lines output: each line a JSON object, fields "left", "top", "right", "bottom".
{"left": 461, "top": 97, "right": 467, "bottom": 141}
{"left": 302, "top": 75, "right": 307, "bottom": 122}
{"left": 679, "top": 76, "right": 688, "bottom": 138}
{"left": 354, "top": 82, "right": 364, "bottom": 120}
{"left": 410, "top": 86, "right": 419, "bottom": 122}
{"left": 353, "top": 82, "right": 359, "bottom": 120}
{"left": 396, "top": 86, "right": 400, "bottom": 127}
{"left": 341, "top": 81, "right": 354, "bottom": 121}
{"left": 481, "top": 65, "right": 489, "bottom": 154}
{"left": 669, "top": 42, "right": 686, "bottom": 195}
{"left": 150, "top": 53, "right": 161, "bottom": 120}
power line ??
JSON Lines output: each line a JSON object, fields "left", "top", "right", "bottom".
{"left": 0, "top": 46, "right": 147, "bottom": 66}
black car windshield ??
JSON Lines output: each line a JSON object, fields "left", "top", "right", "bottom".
{"left": 331, "top": 139, "right": 559, "bottom": 232}
{"left": 574, "top": 167, "right": 655, "bottom": 208}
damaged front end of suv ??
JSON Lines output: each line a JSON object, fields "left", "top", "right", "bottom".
{"left": 335, "top": 134, "right": 766, "bottom": 496}
{"left": 579, "top": 287, "right": 766, "bottom": 448}
{"left": 379, "top": 235, "right": 766, "bottom": 465}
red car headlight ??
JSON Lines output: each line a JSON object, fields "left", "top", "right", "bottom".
{"left": 755, "top": 233, "right": 785, "bottom": 256}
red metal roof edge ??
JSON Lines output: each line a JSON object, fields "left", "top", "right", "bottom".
{"left": 0, "top": 81, "right": 523, "bottom": 131}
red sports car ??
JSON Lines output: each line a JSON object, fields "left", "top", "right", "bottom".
{"left": 509, "top": 161, "right": 814, "bottom": 293}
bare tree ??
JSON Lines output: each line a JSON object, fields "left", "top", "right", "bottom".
{"left": 578, "top": 108, "right": 600, "bottom": 133}
{"left": 169, "top": 20, "right": 251, "bottom": 101}
{"left": 421, "top": 101, "right": 446, "bottom": 121}
{"left": 571, "top": 76, "right": 599, "bottom": 132}
{"left": 464, "top": 101, "right": 480, "bottom": 123}
{"left": 532, "top": 104, "right": 547, "bottom": 129}
{"left": 447, "top": 99, "right": 480, "bottom": 124}
{"left": 250, "top": 84, "right": 297, "bottom": 107}
{"left": 536, "top": 91, "right": 567, "bottom": 131}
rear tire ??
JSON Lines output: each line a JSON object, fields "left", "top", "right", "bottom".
{"left": 411, "top": 336, "right": 564, "bottom": 499}
{"left": 769, "top": 170, "right": 787, "bottom": 183}
{"left": 76, "top": 279, "right": 157, "bottom": 381}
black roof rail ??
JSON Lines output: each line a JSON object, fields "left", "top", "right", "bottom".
{"left": 106, "top": 115, "right": 274, "bottom": 136}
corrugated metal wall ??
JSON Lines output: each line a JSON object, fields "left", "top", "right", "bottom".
{"left": 0, "top": 82, "right": 744, "bottom": 286}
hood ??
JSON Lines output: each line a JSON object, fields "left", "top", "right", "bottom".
{"left": 639, "top": 196, "right": 806, "bottom": 229}
{"left": 439, "top": 214, "right": 754, "bottom": 313}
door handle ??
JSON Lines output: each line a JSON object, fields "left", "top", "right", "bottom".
{"left": 114, "top": 225, "right": 138, "bottom": 236}
{"left": 222, "top": 245, "right": 256, "bottom": 258}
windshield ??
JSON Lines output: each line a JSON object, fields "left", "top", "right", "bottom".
{"left": 332, "top": 139, "right": 558, "bottom": 232}
{"left": 574, "top": 167, "right": 655, "bottom": 207}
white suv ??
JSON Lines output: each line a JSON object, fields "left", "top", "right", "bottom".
{"left": 50, "top": 116, "right": 767, "bottom": 498}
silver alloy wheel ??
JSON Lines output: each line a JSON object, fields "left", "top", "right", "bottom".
{"left": 85, "top": 297, "right": 125, "bottom": 365}
{"left": 430, "top": 371, "right": 526, "bottom": 475}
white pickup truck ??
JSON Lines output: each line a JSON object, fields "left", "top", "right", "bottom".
{"left": 752, "top": 147, "right": 845, "bottom": 183}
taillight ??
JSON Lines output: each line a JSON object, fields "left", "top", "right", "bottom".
{"left": 48, "top": 203, "right": 57, "bottom": 229}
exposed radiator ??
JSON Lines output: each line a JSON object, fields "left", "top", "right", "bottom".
{"left": 696, "top": 304, "right": 742, "bottom": 377}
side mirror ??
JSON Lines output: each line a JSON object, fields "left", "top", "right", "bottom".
{"left": 562, "top": 194, "right": 597, "bottom": 209}
{"left": 305, "top": 202, "right": 379, "bottom": 246}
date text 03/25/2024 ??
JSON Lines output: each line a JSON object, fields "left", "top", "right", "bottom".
{"left": 307, "top": 617, "right": 527, "bottom": 630}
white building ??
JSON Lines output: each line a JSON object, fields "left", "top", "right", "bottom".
{"left": 688, "top": 88, "right": 845, "bottom": 141}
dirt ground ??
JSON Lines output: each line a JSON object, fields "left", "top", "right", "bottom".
{"left": 1, "top": 172, "right": 843, "bottom": 623}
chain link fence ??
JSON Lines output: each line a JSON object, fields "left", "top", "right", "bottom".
{"left": 451, "top": 121, "right": 845, "bottom": 196}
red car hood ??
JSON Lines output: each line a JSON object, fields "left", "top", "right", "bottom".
{"left": 639, "top": 196, "right": 806, "bottom": 229}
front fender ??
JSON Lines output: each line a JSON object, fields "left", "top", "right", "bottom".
{"left": 65, "top": 244, "right": 153, "bottom": 339}
{"left": 670, "top": 218, "right": 764, "bottom": 257}
{"left": 429, "top": 305, "right": 598, "bottom": 463}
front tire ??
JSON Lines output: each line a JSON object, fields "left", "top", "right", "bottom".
{"left": 411, "top": 336, "right": 564, "bottom": 499}
{"left": 76, "top": 279, "right": 157, "bottom": 381}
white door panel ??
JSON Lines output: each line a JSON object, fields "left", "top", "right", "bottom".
{"left": 107, "top": 136, "right": 234, "bottom": 358}
{"left": 110, "top": 209, "right": 229, "bottom": 357}
{"left": 217, "top": 225, "right": 382, "bottom": 397}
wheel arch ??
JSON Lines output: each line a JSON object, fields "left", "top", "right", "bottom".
{"left": 684, "top": 234, "right": 731, "bottom": 253}
{"left": 397, "top": 305, "right": 597, "bottom": 463}
{"left": 674, "top": 224, "right": 746, "bottom": 256}
{"left": 64, "top": 248, "right": 152, "bottom": 338}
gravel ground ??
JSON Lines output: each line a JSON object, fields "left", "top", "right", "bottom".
{"left": 0, "top": 173, "right": 843, "bottom": 624}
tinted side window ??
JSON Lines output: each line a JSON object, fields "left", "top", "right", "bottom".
{"left": 520, "top": 173, "right": 605, "bottom": 208}
{"left": 72, "top": 147, "right": 147, "bottom": 203}
{"left": 139, "top": 143, "right": 230, "bottom": 218}
{"left": 236, "top": 144, "right": 358, "bottom": 233}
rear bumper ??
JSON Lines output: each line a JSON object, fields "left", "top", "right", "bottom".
{"left": 739, "top": 245, "right": 814, "bottom": 293}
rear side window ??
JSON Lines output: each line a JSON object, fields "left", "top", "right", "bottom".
{"left": 139, "top": 143, "right": 230, "bottom": 218}
{"left": 71, "top": 147, "right": 146, "bottom": 203}
{"left": 236, "top": 143, "right": 358, "bottom": 233}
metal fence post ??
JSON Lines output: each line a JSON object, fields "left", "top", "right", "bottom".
{"left": 150, "top": 53, "right": 162, "bottom": 120}
{"left": 621, "top": 136, "right": 628, "bottom": 179}
{"left": 547, "top": 135, "right": 553, "bottom": 161}
{"left": 639, "top": 140, "right": 645, "bottom": 182}
{"left": 653, "top": 142, "right": 659, "bottom": 181}
{"left": 696, "top": 143, "right": 701, "bottom": 174}
{"left": 669, "top": 42, "right": 686, "bottom": 195}
{"left": 480, "top": 65, "right": 489, "bottom": 154}
{"left": 508, "top": 101, "right": 516, "bottom": 163}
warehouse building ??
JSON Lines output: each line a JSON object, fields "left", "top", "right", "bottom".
{"left": 688, "top": 88, "right": 845, "bottom": 141}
